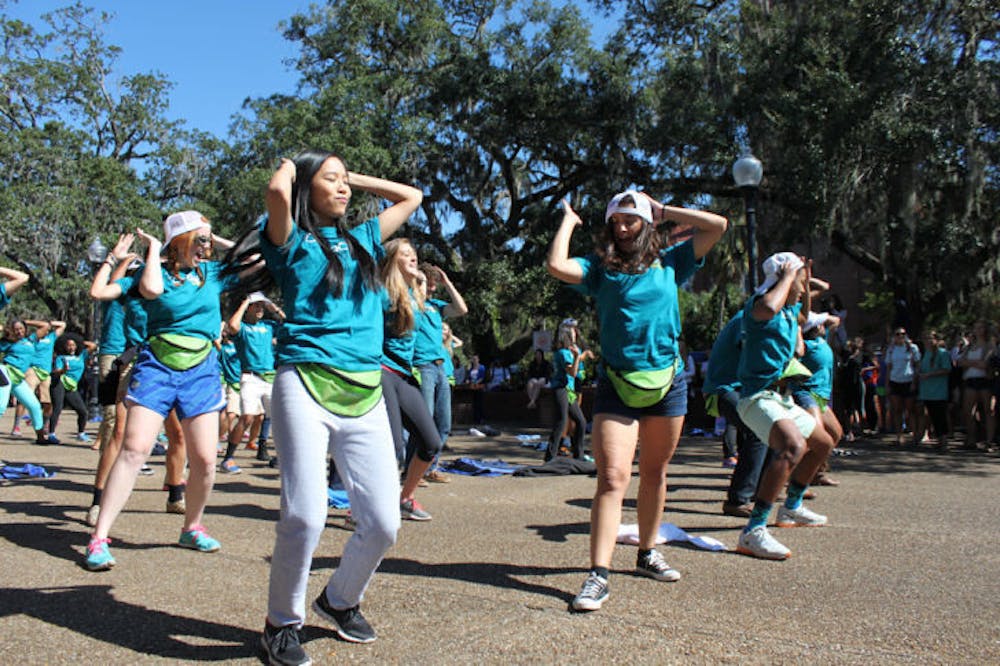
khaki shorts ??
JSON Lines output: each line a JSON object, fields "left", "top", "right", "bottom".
{"left": 738, "top": 389, "right": 817, "bottom": 444}
{"left": 24, "top": 368, "right": 52, "bottom": 404}
{"left": 225, "top": 383, "right": 241, "bottom": 415}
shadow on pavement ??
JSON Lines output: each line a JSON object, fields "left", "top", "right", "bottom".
{"left": 0, "top": 585, "right": 258, "bottom": 661}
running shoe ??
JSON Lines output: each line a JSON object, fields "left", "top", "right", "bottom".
{"left": 219, "top": 458, "right": 242, "bottom": 474}
{"left": 736, "top": 525, "right": 791, "bottom": 560}
{"left": 312, "top": 592, "right": 376, "bottom": 643}
{"left": 400, "top": 498, "right": 432, "bottom": 521}
{"left": 76, "top": 432, "right": 92, "bottom": 443}
{"left": 261, "top": 621, "right": 311, "bottom": 666}
{"left": 635, "top": 549, "right": 681, "bottom": 582}
{"left": 10, "top": 426, "right": 21, "bottom": 437}
{"left": 138, "top": 464, "right": 154, "bottom": 475}
{"left": 722, "top": 456, "right": 738, "bottom": 468}
{"left": 166, "top": 498, "right": 186, "bottom": 514}
{"left": 571, "top": 572, "right": 609, "bottom": 611}
{"left": 424, "top": 470, "right": 450, "bottom": 484}
{"left": 178, "top": 525, "right": 221, "bottom": 552}
{"left": 85, "top": 536, "right": 116, "bottom": 571}
{"left": 45, "top": 433, "right": 61, "bottom": 445}
{"left": 775, "top": 504, "right": 828, "bottom": 527}
{"left": 245, "top": 441, "right": 258, "bottom": 451}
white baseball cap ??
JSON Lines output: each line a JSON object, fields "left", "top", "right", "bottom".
{"left": 803, "top": 311, "right": 828, "bottom": 333}
{"left": 247, "top": 291, "right": 273, "bottom": 306}
{"left": 605, "top": 190, "right": 653, "bottom": 225}
{"left": 163, "top": 211, "right": 211, "bottom": 248}
{"left": 755, "top": 252, "right": 804, "bottom": 296}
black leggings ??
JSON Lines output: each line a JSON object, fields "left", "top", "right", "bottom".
{"left": 49, "top": 381, "right": 87, "bottom": 434}
{"left": 381, "top": 369, "right": 442, "bottom": 466}
{"left": 546, "top": 387, "right": 586, "bottom": 461}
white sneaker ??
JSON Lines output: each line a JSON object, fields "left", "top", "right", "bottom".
{"left": 737, "top": 526, "right": 791, "bottom": 560}
{"left": 86, "top": 504, "right": 100, "bottom": 527}
{"left": 776, "top": 504, "right": 828, "bottom": 527}
{"left": 571, "top": 572, "right": 609, "bottom": 611}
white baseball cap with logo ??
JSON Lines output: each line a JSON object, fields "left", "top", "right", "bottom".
{"left": 605, "top": 190, "right": 653, "bottom": 225}
{"left": 162, "top": 211, "right": 211, "bottom": 248}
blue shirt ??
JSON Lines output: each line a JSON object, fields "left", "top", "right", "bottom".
{"left": 124, "top": 294, "right": 148, "bottom": 347}
{"left": 55, "top": 351, "right": 88, "bottom": 383}
{"left": 381, "top": 290, "right": 417, "bottom": 374}
{"left": 260, "top": 217, "right": 385, "bottom": 371}
{"left": 0, "top": 336, "right": 35, "bottom": 373}
{"left": 219, "top": 341, "right": 242, "bottom": 385}
{"left": 738, "top": 298, "right": 802, "bottom": 396}
{"left": 99, "top": 276, "right": 136, "bottom": 356}
{"left": 0, "top": 284, "right": 9, "bottom": 310}
{"left": 234, "top": 319, "right": 278, "bottom": 374}
{"left": 143, "top": 261, "right": 238, "bottom": 341}
{"left": 570, "top": 240, "right": 701, "bottom": 371}
{"left": 30, "top": 331, "right": 57, "bottom": 370}
{"left": 918, "top": 347, "right": 951, "bottom": 401}
{"left": 798, "top": 336, "right": 834, "bottom": 399}
{"left": 702, "top": 311, "right": 744, "bottom": 395}
{"left": 550, "top": 347, "right": 575, "bottom": 390}
{"left": 412, "top": 298, "right": 448, "bottom": 366}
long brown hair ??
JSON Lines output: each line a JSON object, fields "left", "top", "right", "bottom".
{"left": 165, "top": 228, "right": 210, "bottom": 286}
{"left": 381, "top": 238, "right": 424, "bottom": 336}
{"left": 595, "top": 194, "right": 662, "bottom": 273}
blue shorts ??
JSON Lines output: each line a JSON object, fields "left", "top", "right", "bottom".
{"left": 792, "top": 389, "right": 819, "bottom": 411}
{"left": 125, "top": 346, "right": 225, "bottom": 420}
{"left": 593, "top": 373, "right": 688, "bottom": 420}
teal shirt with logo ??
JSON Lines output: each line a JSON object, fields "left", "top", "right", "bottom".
{"left": 412, "top": 298, "right": 448, "bottom": 366}
{"left": 738, "top": 299, "right": 802, "bottom": 396}
{"left": 30, "top": 331, "right": 57, "bottom": 371}
{"left": 797, "top": 336, "right": 834, "bottom": 399}
{"left": 143, "top": 261, "right": 238, "bottom": 341}
{"left": 235, "top": 319, "right": 279, "bottom": 374}
{"left": 260, "top": 217, "right": 385, "bottom": 371}
{"left": 702, "top": 310, "right": 744, "bottom": 395}
{"left": 55, "top": 351, "right": 88, "bottom": 384}
{"left": 570, "top": 239, "right": 701, "bottom": 372}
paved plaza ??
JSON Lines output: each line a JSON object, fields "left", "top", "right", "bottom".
{"left": 1, "top": 410, "right": 998, "bottom": 664}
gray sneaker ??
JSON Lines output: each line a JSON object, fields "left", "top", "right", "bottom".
{"left": 261, "top": 622, "right": 311, "bottom": 666}
{"left": 312, "top": 592, "right": 376, "bottom": 643}
{"left": 571, "top": 572, "right": 609, "bottom": 611}
{"left": 737, "top": 525, "right": 791, "bottom": 560}
{"left": 635, "top": 549, "right": 681, "bottom": 582}
{"left": 775, "top": 504, "right": 828, "bottom": 527}
{"left": 400, "top": 498, "right": 432, "bottom": 521}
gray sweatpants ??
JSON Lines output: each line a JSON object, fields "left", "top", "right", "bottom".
{"left": 266, "top": 365, "right": 401, "bottom": 628}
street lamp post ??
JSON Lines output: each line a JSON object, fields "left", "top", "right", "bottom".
{"left": 86, "top": 236, "right": 107, "bottom": 340}
{"left": 732, "top": 154, "right": 763, "bottom": 293}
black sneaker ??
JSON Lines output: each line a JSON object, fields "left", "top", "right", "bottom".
{"left": 635, "top": 549, "right": 681, "bottom": 582}
{"left": 571, "top": 572, "right": 609, "bottom": 611}
{"left": 256, "top": 448, "right": 272, "bottom": 462}
{"left": 260, "top": 622, "right": 311, "bottom": 666}
{"left": 312, "top": 592, "right": 376, "bottom": 643}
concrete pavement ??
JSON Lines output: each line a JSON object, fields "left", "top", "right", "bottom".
{"left": 1, "top": 410, "right": 999, "bottom": 664}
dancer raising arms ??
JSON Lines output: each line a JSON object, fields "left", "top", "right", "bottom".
{"left": 257, "top": 151, "right": 421, "bottom": 665}
{"left": 547, "top": 191, "right": 726, "bottom": 612}
{"left": 84, "top": 215, "right": 245, "bottom": 571}
{"left": 0, "top": 265, "right": 32, "bottom": 431}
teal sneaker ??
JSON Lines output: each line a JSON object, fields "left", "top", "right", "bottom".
{"left": 85, "top": 537, "right": 116, "bottom": 571}
{"left": 178, "top": 525, "right": 221, "bottom": 553}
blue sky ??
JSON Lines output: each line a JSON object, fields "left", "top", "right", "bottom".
{"left": 6, "top": 0, "right": 312, "bottom": 138}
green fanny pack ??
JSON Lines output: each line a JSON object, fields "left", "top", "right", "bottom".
{"left": 61, "top": 375, "right": 79, "bottom": 392}
{"left": 605, "top": 360, "right": 678, "bottom": 409}
{"left": 3, "top": 364, "right": 26, "bottom": 387}
{"left": 148, "top": 333, "right": 212, "bottom": 371}
{"left": 33, "top": 367, "right": 51, "bottom": 382}
{"left": 254, "top": 370, "right": 277, "bottom": 384}
{"left": 704, "top": 393, "right": 720, "bottom": 418}
{"left": 296, "top": 363, "right": 383, "bottom": 417}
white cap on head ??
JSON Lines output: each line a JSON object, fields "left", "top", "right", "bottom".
{"left": 560, "top": 317, "right": 578, "bottom": 328}
{"left": 247, "top": 291, "right": 273, "bottom": 306}
{"left": 803, "top": 311, "right": 828, "bottom": 333}
{"left": 605, "top": 190, "right": 653, "bottom": 225}
{"left": 162, "top": 211, "right": 210, "bottom": 248}
{"left": 755, "top": 252, "right": 804, "bottom": 296}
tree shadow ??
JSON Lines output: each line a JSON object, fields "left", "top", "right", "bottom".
{"left": 312, "top": 555, "right": 582, "bottom": 604}
{"left": 525, "top": 520, "right": 591, "bottom": 543}
{"left": 0, "top": 585, "right": 258, "bottom": 661}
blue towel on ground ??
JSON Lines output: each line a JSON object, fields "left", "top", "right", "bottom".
{"left": 327, "top": 488, "right": 350, "bottom": 509}
{"left": 440, "top": 457, "right": 522, "bottom": 476}
{"left": 1, "top": 463, "right": 55, "bottom": 479}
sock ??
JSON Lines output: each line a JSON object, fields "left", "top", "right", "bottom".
{"left": 591, "top": 566, "right": 610, "bottom": 580}
{"left": 91, "top": 487, "right": 103, "bottom": 506}
{"left": 224, "top": 439, "right": 239, "bottom": 460}
{"left": 166, "top": 484, "right": 185, "bottom": 503}
{"left": 745, "top": 500, "right": 773, "bottom": 532}
{"left": 784, "top": 480, "right": 808, "bottom": 510}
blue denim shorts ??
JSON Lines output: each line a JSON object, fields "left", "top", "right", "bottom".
{"left": 125, "top": 346, "right": 225, "bottom": 420}
{"left": 593, "top": 373, "right": 688, "bottom": 419}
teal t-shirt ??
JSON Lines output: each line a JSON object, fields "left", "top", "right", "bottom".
{"left": 143, "top": 261, "right": 237, "bottom": 341}
{"left": 550, "top": 347, "right": 575, "bottom": 391}
{"left": 738, "top": 298, "right": 802, "bottom": 396}
{"left": 0, "top": 336, "right": 35, "bottom": 373}
{"left": 570, "top": 239, "right": 701, "bottom": 372}
{"left": 30, "top": 331, "right": 57, "bottom": 370}
{"left": 235, "top": 319, "right": 279, "bottom": 374}
{"left": 918, "top": 346, "right": 951, "bottom": 401}
{"left": 55, "top": 350, "right": 88, "bottom": 383}
{"left": 797, "top": 336, "right": 834, "bottom": 399}
{"left": 412, "top": 298, "right": 448, "bottom": 366}
{"left": 219, "top": 341, "right": 242, "bottom": 385}
{"left": 98, "top": 276, "right": 136, "bottom": 356}
{"left": 0, "top": 284, "right": 8, "bottom": 310}
{"left": 381, "top": 289, "right": 418, "bottom": 374}
{"left": 260, "top": 217, "right": 385, "bottom": 371}
{"left": 124, "top": 292, "right": 148, "bottom": 348}
{"left": 702, "top": 310, "right": 744, "bottom": 396}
